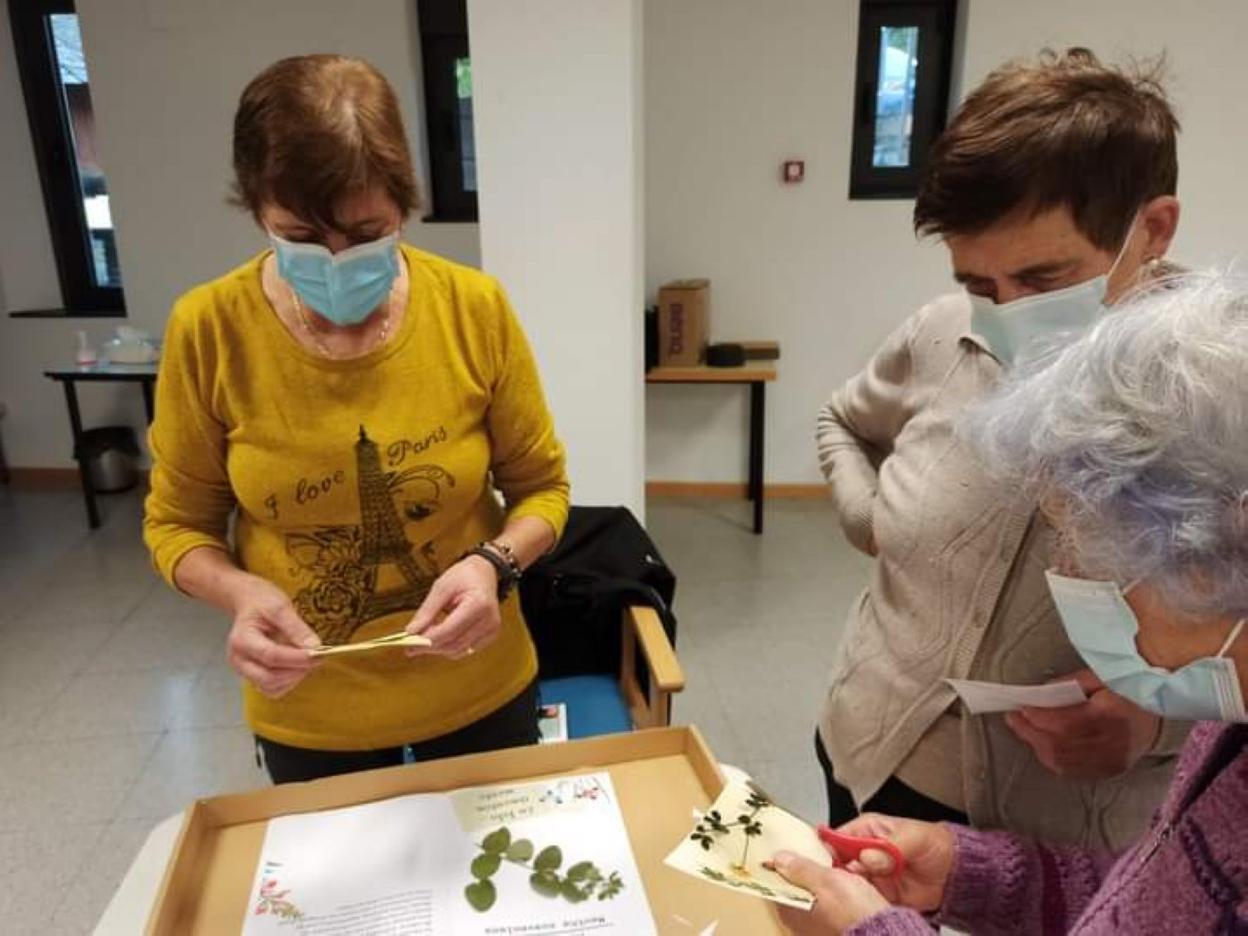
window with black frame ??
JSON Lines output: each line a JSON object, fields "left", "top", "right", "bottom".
{"left": 8, "top": 0, "right": 125, "bottom": 315}
{"left": 849, "top": 0, "right": 957, "bottom": 200}
{"left": 418, "top": 0, "right": 478, "bottom": 222}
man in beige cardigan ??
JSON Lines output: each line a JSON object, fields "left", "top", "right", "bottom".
{"left": 815, "top": 49, "right": 1190, "bottom": 849}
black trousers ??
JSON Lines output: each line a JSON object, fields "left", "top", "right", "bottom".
{"left": 257, "top": 679, "right": 541, "bottom": 784}
{"left": 816, "top": 729, "right": 968, "bottom": 827}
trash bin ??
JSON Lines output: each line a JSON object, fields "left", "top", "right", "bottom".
{"left": 80, "top": 425, "right": 140, "bottom": 493}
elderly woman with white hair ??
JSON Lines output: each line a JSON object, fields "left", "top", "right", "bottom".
{"left": 772, "top": 272, "right": 1248, "bottom": 935}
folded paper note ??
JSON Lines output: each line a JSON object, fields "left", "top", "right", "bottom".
{"left": 665, "top": 780, "right": 831, "bottom": 911}
{"left": 944, "top": 677, "right": 1087, "bottom": 714}
{"left": 308, "top": 631, "right": 433, "bottom": 657}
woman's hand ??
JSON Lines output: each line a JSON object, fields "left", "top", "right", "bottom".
{"left": 771, "top": 814, "right": 954, "bottom": 934}
{"left": 1005, "top": 669, "right": 1162, "bottom": 778}
{"left": 226, "top": 575, "right": 322, "bottom": 697}
{"left": 829, "top": 814, "right": 954, "bottom": 910}
{"left": 406, "top": 555, "right": 501, "bottom": 658}
{"left": 772, "top": 857, "right": 889, "bottom": 935}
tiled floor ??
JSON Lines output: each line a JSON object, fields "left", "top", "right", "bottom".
{"left": 0, "top": 486, "right": 868, "bottom": 934}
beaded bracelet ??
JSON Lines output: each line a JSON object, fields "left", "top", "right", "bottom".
{"left": 461, "top": 540, "right": 521, "bottom": 600}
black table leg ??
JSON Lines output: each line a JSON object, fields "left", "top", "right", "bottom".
{"left": 141, "top": 378, "right": 155, "bottom": 424}
{"left": 748, "top": 380, "right": 765, "bottom": 534}
{"left": 61, "top": 380, "right": 100, "bottom": 529}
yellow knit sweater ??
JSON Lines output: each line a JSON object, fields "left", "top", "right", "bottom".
{"left": 144, "top": 244, "right": 569, "bottom": 750}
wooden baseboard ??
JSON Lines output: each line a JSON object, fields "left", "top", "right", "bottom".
{"left": 8, "top": 470, "right": 823, "bottom": 500}
{"left": 646, "top": 481, "right": 826, "bottom": 499}
{"left": 6, "top": 467, "right": 151, "bottom": 490}
{"left": 6, "top": 467, "right": 81, "bottom": 489}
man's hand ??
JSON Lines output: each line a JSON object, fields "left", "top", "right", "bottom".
{"left": 1006, "top": 669, "right": 1161, "bottom": 778}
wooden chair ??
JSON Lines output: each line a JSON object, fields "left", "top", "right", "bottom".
{"left": 538, "top": 605, "right": 685, "bottom": 738}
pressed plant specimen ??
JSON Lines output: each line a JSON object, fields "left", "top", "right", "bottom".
{"left": 464, "top": 826, "right": 625, "bottom": 913}
{"left": 689, "top": 788, "right": 770, "bottom": 871}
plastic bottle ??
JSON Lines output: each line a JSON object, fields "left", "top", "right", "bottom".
{"left": 75, "top": 330, "right": 98, "bottom": 366}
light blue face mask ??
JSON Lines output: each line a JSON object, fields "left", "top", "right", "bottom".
{"left": 969, "top": 219, "right": 1138, "bottom": 367}
{"left": 270, "top": 231, "right": 399, "bottom": 327}
{"left": 1045, "top": 570, "right": 1247, "bottom": 722}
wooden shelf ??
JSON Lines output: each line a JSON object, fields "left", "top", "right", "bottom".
{"left": 645, "top": 364, "right": 776, "bottom": 383}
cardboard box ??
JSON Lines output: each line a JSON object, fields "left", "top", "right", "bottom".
{"left": 147, "top": 727, "right": 784, "bottom": 935}
{"left": 658, "top": 279, "right": 711, "bottom": 366}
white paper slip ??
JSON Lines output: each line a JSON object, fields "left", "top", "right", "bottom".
{"left": 537, "top": 702, "right": 568, "bottom": 744}
{"left": 944, "top": 678, "right": 1087, "bottom": 714}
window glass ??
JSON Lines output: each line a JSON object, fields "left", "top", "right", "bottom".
{"left": 49, "top": 13, "right": 121, "bottom": 289}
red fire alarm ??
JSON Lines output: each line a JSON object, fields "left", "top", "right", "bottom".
{"left": 782, "top": 160, "right": 805, "bottom": 184}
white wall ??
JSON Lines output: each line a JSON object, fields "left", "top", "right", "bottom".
{"left": 644, "top": 0, "right": 1248, "bottom": 486}
{"left": 0, "top": 0, "right": 479, "bottom": 468}
{"left": 469, "top": 0, "right": 645, "bottom": 514}
{"left": 958, "top": 0, "right": 1248, "bottom": 269}
{"left": 8, "top": 0, "right": 1247, "bottom": 487}
{"left": 0, "top": 0, "right": 144, "bottom": 468}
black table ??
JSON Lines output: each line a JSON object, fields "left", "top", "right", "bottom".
{"left": 44, "top": 363, "right": 158, "bottom": 529}
{"left": 646, "top": 363, "right": 776, "bottom": 533}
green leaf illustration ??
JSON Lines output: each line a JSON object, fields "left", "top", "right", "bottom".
{"left": 471, "top": 853, "right": 501, "bottom": 880}
{"left": 566, "top": 861, "right": 596, "bottom": 882}
{"left": 561, "top": 879, "right": 590, "bottom": 902}
{"left": 530, "top": 869, "right": 562, "bottom": 898}
{"left": 534, "top": 845, "right": 563, "bottom": 871}
{"left": 505, "top": 839, "right": 535, "bottom": 862}
{"left": 482, "top": 827, "right": 512, "bottom": 855}
{"left": 465, "top": 879, "right": 497, "bottom": 912}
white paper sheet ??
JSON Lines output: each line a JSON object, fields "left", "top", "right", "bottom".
{"left": 944, "top": 678, "right": 1087, "bottom": 714}
{"left": 242, "top": 771, "right": 655, "bottom": 935}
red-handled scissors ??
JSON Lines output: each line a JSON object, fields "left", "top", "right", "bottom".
{"left": 816, "top": 825, "right": 907, "bottom": 877}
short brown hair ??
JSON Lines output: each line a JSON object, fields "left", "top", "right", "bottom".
{"left": 231, "top": 55, "right": 419, "bottom": 229}
{"left": 914, "top": 48, "right": 1179, "bottom": 251}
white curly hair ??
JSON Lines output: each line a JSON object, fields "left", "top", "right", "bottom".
{"left": 966, "top": 269, "right": 1248, "bottom": 617}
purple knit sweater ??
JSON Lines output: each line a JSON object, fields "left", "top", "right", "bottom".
{"left": 848, "top": 723, "right": 1247, "bottom": 935}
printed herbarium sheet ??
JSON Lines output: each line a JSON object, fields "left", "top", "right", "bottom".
{"left": 243, "top": 771, "right": 656, "bottom": 935}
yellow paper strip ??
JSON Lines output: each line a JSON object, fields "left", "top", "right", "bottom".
{"left": 308, "top": 631, "right": 433, "bottom": 658}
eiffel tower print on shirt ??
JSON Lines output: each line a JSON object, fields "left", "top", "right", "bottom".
{"left": 287, "top": 426, "right": 456, "bottom": 645}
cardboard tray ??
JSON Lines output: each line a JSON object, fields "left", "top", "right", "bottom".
{"left": 147, "top": 726, "right": 785, "bottom": 934}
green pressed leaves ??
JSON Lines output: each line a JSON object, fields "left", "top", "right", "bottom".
{"left": 481, "top": 828, "right": 512, "bottom": 854}
{"left": 533, "top": 845, "right": 562, "bottom": 871}
{"left": 504, "top": 839, "right": 534, "bottom": 862}
{"left": 530, "top": 869, "right": 561, "bottom": 897}
{"left": 464, "top": 826, "right": 626, "bottom": 912}
{"left": 471, "top": 852, "right": 501, "bottom": 879}
{"left": 464, "top": 879, "right": 497, "bottom": 911}
{"left": 688, "top": 789, "right": 773, "bottom": 870}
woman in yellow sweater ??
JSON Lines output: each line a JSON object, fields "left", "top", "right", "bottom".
{"left": 143, "top": 55, "right": 569, "bottom": 783}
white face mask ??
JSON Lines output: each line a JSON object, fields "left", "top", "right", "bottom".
{"left": 1045, "top": 571, "right": 1248, "bottom": 723}
{"left": 969, "top": 217, "right": 1138, "bottom": 366}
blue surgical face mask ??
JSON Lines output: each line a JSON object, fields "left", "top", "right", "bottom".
{"left": 969, "top": 218, "right": 1138, "bottom": 366}
{"left": 270, "top": 231, "right": 399, "bottom": 327}
{"left": 1045, "top": 570, "right": 1247, "bottom": 722}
